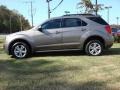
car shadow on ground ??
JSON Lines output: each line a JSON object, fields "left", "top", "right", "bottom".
{"left": 103, "top": 48, "right": 120, "bottom": 56}
{"left": 33, "top": 50, "right": 85, "bottom": 57}
{"left": 33, "top": 48, "right": 120, "bottom": 57}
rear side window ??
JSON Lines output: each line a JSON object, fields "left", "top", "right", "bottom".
{"left": 63, "top": 18, "right": 87, "bottom": 28}
{"left": 87, "top": 17, "right": 108, "bottom": 25}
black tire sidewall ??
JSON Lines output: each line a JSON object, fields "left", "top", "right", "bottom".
{"left": 85, "top": 40, "right": 103, "bottom": 56}
{"left": 11, "top": 42, "right": 30, "bottom": 59}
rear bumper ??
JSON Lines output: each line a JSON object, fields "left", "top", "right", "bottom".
{"left": 105, "top": 43, "right": 113, "bottom": 49}
{"left": 105, "top": 35, "right": 114, "bottom": 49}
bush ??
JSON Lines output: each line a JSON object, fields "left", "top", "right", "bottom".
{"left": 113, "top": 35, "right": 120, "bottom": 43}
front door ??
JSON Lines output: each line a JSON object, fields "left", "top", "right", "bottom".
{"left": 34, "top": 19, "right": 62, "bottom": 51}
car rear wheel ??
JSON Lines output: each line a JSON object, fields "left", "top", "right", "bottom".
{"left": 11, "top": 42, "right": 30, "bottom": 59}
{"left": 85, "top": 40, "right": 103, "bottom": 56}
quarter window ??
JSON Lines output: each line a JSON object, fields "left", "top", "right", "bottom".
{"left": 87, "top": 17, "right": 108, "bottom": 25}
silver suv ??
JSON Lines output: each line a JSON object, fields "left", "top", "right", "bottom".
{"left": 4, "top": 14, "right": 114, "bottom": 58}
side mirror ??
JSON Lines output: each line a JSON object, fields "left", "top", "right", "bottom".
{"left": 38, "top": 28, "right": 43, "bottom": 32}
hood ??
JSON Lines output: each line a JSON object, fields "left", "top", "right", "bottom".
{"left": 8, "top": 29, "right": 32, "bottom": 37}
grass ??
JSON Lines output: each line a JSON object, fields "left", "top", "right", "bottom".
{"left": 0, "top": 36, "right": 120, "bottom": 90}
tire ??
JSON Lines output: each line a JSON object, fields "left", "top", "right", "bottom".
{"left": 85, "top": 40, "right": 103, "bottom": 56}
{"left": 11, "top": 42, "right": 30, "bottom": 59}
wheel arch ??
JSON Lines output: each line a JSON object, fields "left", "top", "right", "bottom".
{"left": 83, "top": 35, "right": 105, "bottom": 50}
{"left": 8, "top": 39, "right": 32, "bottom": 55}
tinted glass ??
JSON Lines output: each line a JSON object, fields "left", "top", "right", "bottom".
{"left": 81, "top": 21, "right": 87, "bottom": 26}
{"left": 41, "top": 19, "right": 61, "bottom": 29}
{"left": 87, "top": 17, "right": 108, "bottom": 25}
{"left": 63, "top": 18, "right": 87, "bottom": 28}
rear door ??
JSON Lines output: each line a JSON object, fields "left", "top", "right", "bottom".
{"left": 61, "top": 18, "right": 87, "bottom": 49}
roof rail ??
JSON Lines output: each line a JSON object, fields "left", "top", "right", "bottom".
{"left": 63, "top": 14, "right": 95, "bottom": 16}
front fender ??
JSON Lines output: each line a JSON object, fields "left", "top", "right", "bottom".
{"left": 5, "top": 34, "right": 35, "bottom": 54}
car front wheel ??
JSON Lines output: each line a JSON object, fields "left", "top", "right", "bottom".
{"left": 85, "top": 40, "right": 103, "bottom": 56}
{"left": 11, "top": 42, "right": 30, "bottom": 59}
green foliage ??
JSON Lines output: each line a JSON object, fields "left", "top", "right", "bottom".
{"left": 77, "top": 0, "right": 93, "bottom": 13}
{"left": 77, "top": 0, "right": 103, "bottom": 14}
{"left": 113, "top": 36, "right": 120, "bottom": 43}
{"left": 0, "top": 5, "right": 31, "bottom": 34}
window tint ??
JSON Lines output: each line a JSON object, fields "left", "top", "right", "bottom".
{"left": 63, "top": 18, "right": 87, "bottom": 28}
{"left": 82, "top": 21, "right": 87, "bottom": 26}
{"left": 87, "top": 17, "right": 108, "bottom": 25}
{"left": 41, "top": 19, "right": 61, "bottom": 29}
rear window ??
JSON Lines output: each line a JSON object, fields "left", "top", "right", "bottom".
{"left": 87, "top": 17, "right": 108, "bottom": 25}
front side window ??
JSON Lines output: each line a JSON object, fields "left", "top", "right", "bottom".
{"left": 41, "top": 19, "right": 61, "bottom": 29}
{"left": 63, "top": 18, "right": 87, "bottom": 28}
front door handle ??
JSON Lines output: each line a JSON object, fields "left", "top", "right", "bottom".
{"left": 56, "top": 31, "right": 61, "bottom": 34}
{"left": 81, "top": 28, "right": 86, "bottom": 31}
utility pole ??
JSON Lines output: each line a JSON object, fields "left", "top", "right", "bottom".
{"left": 46, "top": 0, "right": 52, "bottom": 19}
{"left": 94, "top": 0, "right": 104, "bottom": 15}
{"left": 105, "top": 6, "right": 112, "bottom": 24}
{"left": 95, "top": 0, "right": 98, "bottom": 15}
{"left": 30, "top": 1, "right": 34, "bottom": 27}
{"left": 19, "top": 15, "right": 22, "bottom": 31}
{"left": 25, "top": 1, "right": 34, "bottom": 27}
{"left": 116, "top": 17, "right": 119, "bottom": 26}
{"left": 9, "top": 15, "right": 12, "bottom": 33}
{"left": 46, "top": 0, "right": 63, "bottom": 18}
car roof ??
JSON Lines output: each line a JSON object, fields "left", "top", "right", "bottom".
{"left": 49, "top": 14, "right": 100, "bottom": 20}
{"left": 41, "top": 14, "right": 100, "bottom": 25}
{"left": 62, "top": 14, "right": 100, "bottom": 18}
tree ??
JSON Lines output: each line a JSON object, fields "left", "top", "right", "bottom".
{"left": 0, "top": 5, "right": 31, "bottom": 34}
{"left": 77, "top": 0, "right": 103, "bottom": 14}
{"left": 77, "top": 0, "right": 93, "bottom": 13}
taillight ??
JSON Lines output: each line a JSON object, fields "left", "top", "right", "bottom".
{"left": 105, "top": 25, "right": 112, "bottom": 34}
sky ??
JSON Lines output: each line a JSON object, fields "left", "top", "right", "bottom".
{"left": 0, "top": 0, "right": 120, "bottom": 26}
